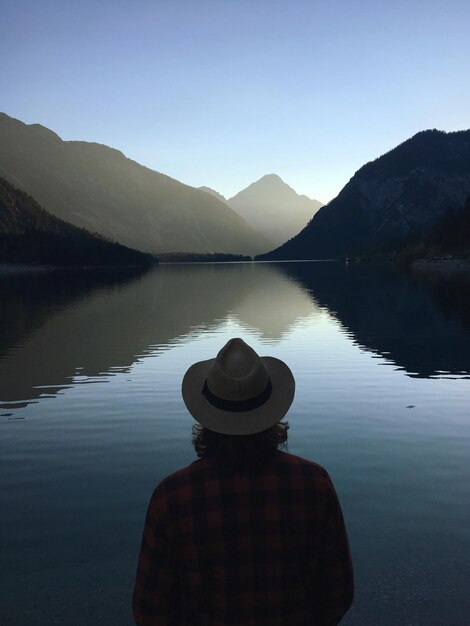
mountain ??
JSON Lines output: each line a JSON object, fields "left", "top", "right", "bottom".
{"left": 0, "top": 113, "right": 270, "bottom": 256}
{"left": 199, "top": 186, "right": 227, "bottom": 203}
{"left": 383, "top": 194, "right": 470, "bottom": 264}
{"left": 422, "top": 194, "right": 470, "bottom": 256}
{"left": 226, "top": 174, "right": 322, "bottom": 248}
{"left": 258, "top": 129, "right": 470, "bottom": 260}
{"left": 0, "top": 176, "right": 153, "bottom": 266}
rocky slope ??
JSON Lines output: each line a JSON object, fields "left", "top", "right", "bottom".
{"left": 258, "top": 129, "right": 470, "bottom": 260}
{"left": 0, "top": 113, "right": 270, "bottom": 256}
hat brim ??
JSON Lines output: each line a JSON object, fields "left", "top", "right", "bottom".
{"left": 182, "top": 356, "right": 295, "bottom": 435}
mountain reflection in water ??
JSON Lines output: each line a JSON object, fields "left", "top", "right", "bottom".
{"left": 0, "top": 264, "right": 315, "bottom": 409}
{"left": 1, "top": 262, "right": 469, "bottom": 411}
{"left": 278, "top": 262, "right": 470, "bottom": 379}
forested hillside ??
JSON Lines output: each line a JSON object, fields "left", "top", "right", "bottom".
{"left": 0, "top": 177, "right": 154, "bottom": 267}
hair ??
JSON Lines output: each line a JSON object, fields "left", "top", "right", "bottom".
{"left": 191, "top": 420, "right": 289, "bottom": 470}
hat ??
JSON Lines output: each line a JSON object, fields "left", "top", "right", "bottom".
{"left": 182, "top": 338, "right": 295, "bottom": 435}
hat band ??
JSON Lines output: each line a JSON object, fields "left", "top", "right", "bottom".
{"left": 202, "top": 379, "right": 272, "bottom": 413}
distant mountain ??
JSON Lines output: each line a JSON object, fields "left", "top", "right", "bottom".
{"left": 0, "top": 176, "right": 153, "bottom": 266}
{"left": 226, "top": 174, "right": 322, "bottom": 248}
{"left": 258, "top": 129, "right": 470, "bottom": 260}
{"left": 0, "top": 113, "right": 270, "bottom": 256}
{"left": 199, "top": 186, "right": 227, "bottom": 203}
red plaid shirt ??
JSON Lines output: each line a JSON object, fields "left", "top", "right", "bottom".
{"left": 133, "top": 450, "right": 353, "bottom": 625}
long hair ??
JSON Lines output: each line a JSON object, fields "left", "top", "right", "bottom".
{"left": 192, "top": 420, "right": 289, "bottom": 470}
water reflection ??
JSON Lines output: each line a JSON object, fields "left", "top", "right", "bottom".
{"left": 0, "top": 268, "right": 148, "bottom": 359}
{"left": 2, "top": 262, "right": 469, "bottom": 626}
{"left": 1, "top": 262, "right": 469, "bottom": 412}
{"left": 0, "top": 264, "right": 315, "bottom": 409}
{"left": 279, "top": 262, "right": 470, "bottom": 379}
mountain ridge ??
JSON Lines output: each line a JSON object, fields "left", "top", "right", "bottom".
{"left": 198, "top": 186, "right": 227, "bottom": 203}
{"left": 258, "top": 128, "right": 470, "bottom": 260}
{"left": 0, "top": 113, "right": 271, "bottom": 256}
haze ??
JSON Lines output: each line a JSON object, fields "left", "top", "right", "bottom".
{"left": 1, "top": 0, "right": 469, "bottom": 202}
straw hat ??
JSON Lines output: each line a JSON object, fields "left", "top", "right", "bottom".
{"left": 182, "top": 338, "right": 295, "bottom": 435}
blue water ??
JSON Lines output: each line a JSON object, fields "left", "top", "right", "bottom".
{"left": 1, "top": 262, "right": 469, "bottom": 625}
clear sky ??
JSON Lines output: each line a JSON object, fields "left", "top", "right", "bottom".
{"left": 1, "top": 0, "right": 469, "bottom": 203}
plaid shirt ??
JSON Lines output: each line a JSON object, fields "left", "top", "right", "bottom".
{"left": 133, "top": 450, "right": 353, "bottom": 625}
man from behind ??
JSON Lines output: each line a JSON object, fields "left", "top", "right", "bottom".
{"left": 134, "top": 337, "right": 354, "bottom": 625}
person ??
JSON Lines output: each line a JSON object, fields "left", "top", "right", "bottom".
{"left": 133, "top": 338, "right": 354, "bottom": 625}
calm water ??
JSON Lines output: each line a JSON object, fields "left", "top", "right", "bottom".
{"left": 1, "top": 262, "right": 469, "bottom": 625}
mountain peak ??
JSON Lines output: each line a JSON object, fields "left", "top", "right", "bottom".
{"left": 28, "top": 123, "right": 62, "bottom": 142}
{"left": 249, "top": 173, "right": 290, "bottom": 190}
{"left": 226, "top": 175, "right": 322, "bottom": 248}
{"left": 259, "top": 173, "right": 283, "bottom": 182}
{"left": 0, "top": 113, "right": 62, "bottom": 142}
{"left": 198, "top": 185, "right": 227, "bottom": 203}
{"left": 356, "top": 127, "right": 470, "bottom": 181}
{"left": 229, "top": 173, "right": 321, "bottom": 205}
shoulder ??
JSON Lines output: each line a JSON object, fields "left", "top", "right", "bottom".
{"left": 274, "top": 453, "right": 345, "bottom": 521}
{"left": 163, "top": 459, "right": 205, "bottom": 482}
{"left": 151, "top": 459, "right": 208, "bottom": 499}
{"left": 275, "top": 450, "right": 329, "bottom": 476}
{"left": 274, "top": 451, "right": 335, "bottom": 489}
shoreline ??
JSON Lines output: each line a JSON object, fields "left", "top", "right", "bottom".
{"left": 0, "top": 263, "right": 155, "bottom": 275}
{"left": 412, "top": 258, "right": 470, "bottom": 275}
{"left": 2, "top": 258, "right": 469, "bottom": 275}
{"left": 0, "top": 263, "right": 54, "bottom": 274}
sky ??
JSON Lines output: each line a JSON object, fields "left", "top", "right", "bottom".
{"left": 1, "top": 0, "right": 469, "bottom": 203}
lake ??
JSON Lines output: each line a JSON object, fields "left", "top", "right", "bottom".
{"left": 1, "top": 261, "right": 469, "bottom": 625}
